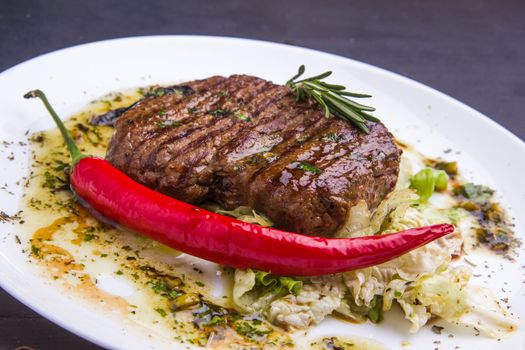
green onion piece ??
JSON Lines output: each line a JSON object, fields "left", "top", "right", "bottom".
{"left": 410, "top": 168, "right": 449, "bottom": 202}
{"left": 254, "top": 270, "right": 303, "bottom": 296}
{"left": 255, "top": 271, "right": 278, "bottom": 287}
{"left": 367, "top": 295, "right": 384, "bottom": 323}
{"left": 278, "top": 277, "right": 303, "bottom": 296}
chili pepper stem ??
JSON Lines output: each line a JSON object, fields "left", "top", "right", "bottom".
{"left": 24, "top": 90, "right": 86, "bottom": 165}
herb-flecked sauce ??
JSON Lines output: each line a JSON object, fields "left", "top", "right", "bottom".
{"left": 16, "top": 88, "right": 520, "bottom": 349}
{"left": 19, "top": 89, "right": 296, "bottom": 349}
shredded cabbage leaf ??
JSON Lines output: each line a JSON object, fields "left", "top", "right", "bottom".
{"left": 202, "top": 203, "right": 274, "bottom": 227}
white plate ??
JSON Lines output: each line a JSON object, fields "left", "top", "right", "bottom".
{"left": 0, "top": 36, "right": 524, "bottom": 350}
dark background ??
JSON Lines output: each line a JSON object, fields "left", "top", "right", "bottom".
{"left": 0, "top": 0, "right": 524, "bottom": 349}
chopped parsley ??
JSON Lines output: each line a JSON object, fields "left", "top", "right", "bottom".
{"left": 455, "top": 183, "right": 494, "bottom": 207}
{"left": 42, "top": 171, "right": 66, "bottom": 191}
{"left": 155, "top": 308, "right": 167, "bottom": 317}
{"left": 208, "top": 109, "right": 231, "bottom": 117}
{"left": 206, "top": 315, "right": 225, "bottom": 326}
{"left": 168, "top": 290, "right": 183, "bottom": 299}
{"left": 156, "top": 120, "right": 182, "bottom": 128}
{"left": 248, "top": 154, "right": 265, "bottom": 165}
{"left": 235, "top": 111, "right": 251, "bottom": 121}
{"left": 53, "top": 159, "right": 70, "bottom": 172}
{"left": 235, "top": 322, "right": 273, "bottom": 339}
{"left": 149, "top": 280, "right": 169, "bottom": 293}
{"left": 294, "top": 161, "right": 321, "bottom": 175}
{"left": 31, "top": 245, "right": 41, "bottom": 256}
{"left": 83, "top": 233, "right": 95, "bottom": 242}
{"left": 295, "top": 135, "right": 308, "bottom": 144}
{"left": 323, "top": 132, "right": 342, "bottom": 142}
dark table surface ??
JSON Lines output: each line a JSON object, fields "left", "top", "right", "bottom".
{"left": 1, "top": 0, "right": 524, "bottom": 349}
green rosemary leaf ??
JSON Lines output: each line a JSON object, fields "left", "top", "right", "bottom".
{"left": 286, "top": 65, "right": 306, "bottom": 85}
{"left": 318, "top": 81, "right": 346, "bottom": 91}
{"left": 286, "top": 65, "right": 379, "bottom": 133}
{"left": 323, "top": 94, "right": 366, "bottom": 123}
{"left": 336, "top": 91, "right": 372, "bottom": 98}
{"left": 310, "top": 90, "right": 331, "bottom": 118}
{"left": 360, "top": 111, "right": 381, "bottom": 122}
{"left": 296, "top": 70, "right": 332, "bottom": 83}
{"left": 326, "top": 91, "right": 375, "bottom": 112}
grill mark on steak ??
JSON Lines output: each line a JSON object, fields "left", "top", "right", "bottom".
{"left": 106, "top": 75, "right": 402, "bottom": 236}
{"left": 107, "top": 76, "right": 228, "bottom": 172}
{"left": 140, "top": 77, "right": 276, "bottom": 201}
{"left": 209, "top": 91, "right": 320, "bottom": 207}
{"left": 246, "top": 121, "right": 388, "bottom": 234}
{"left": 213, "top": 100, "right": 334, "bottom": 208}
{"left": 210, "top": 84, "right": 291, "bottom": 160}
{"left": 149, "top": 78, "right": 271, "bottom": 180}
{"left": 141, "top": 76, "right": 260, "bottom": 171}
{"left": 121, "top": 79, "right": 235, "bottom": 187}
{"left": 168, "top": 80, "right": 276, "bottom": 193}
{"left": 157, "top": 77, "right": 272, "bottom": 167}
{"left": 131, "top": 78, "right": 232, "bottom": 167}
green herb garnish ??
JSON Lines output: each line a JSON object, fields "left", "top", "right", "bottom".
{"left": 155, "top": 308, "right": 167, "bottom": 317}
{"left": 31, "top": 245, "right": 41, "bottom": 256}
{"left": 235, "top": 111, "right": 251, "bottom": 121}
{"left": 235, "top": 322, "right": 273, "bottom": 339}
{"left": 53, "top": 159, "right": 70, "bottom": 172}
{"left": 367, "top": 295, "right": 384, "bottom": 323}
{"left": 83, "top": 233, "right": 95, "bottom": 242}
{"left": 206, "top": 315, "right": 225, "bottom": 326}
{"left": 168, "top": 290, "right": 182, "bottom": 299}
{"left": 323, "top": 132, "right": 342, "bottom": 142}
{"left": 149, "top": 280, "right": 169, "bottom": 293}
{"left": 42, "top": 171, "right": 65, "bottom": 190}
{"left": 286, "top": 65, "right": 379, "bottom": 133}
{"left": 156, "top": 120, "right": 182, "bottom": 128}
{"left": 295, "top": 161, "right": 321, "bottom": 175}
{"left": 455, "top": 183, "right": 494, "bottom": 207}
{"left": 209, "top": 109, "right": 231, "bottom": 117}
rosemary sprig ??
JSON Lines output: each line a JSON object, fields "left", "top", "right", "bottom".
{"left": 286, "top": 65, "right": 379, "bottom": 133}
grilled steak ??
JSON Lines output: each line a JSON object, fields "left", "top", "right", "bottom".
{"left": 105, "top": 75, "right": 401, "bottom": 236}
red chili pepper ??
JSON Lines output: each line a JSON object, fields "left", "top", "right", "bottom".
{"left": 25, "top": 90, "right": 454, "bottom": 276}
